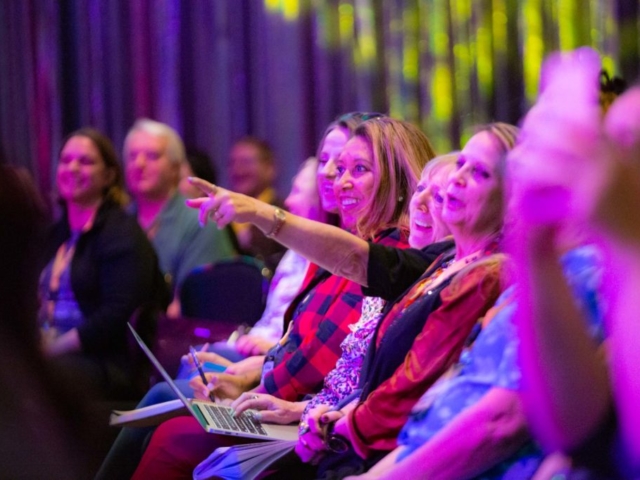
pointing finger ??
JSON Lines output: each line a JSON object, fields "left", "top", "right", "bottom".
{"left": 185, "top": 197, "right": 207, "bottom": 208}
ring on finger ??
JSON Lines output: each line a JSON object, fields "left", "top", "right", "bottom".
{"left": 251, "top": 394, "right": 259, "bottom": 400}
{"left": 299, "top": 422, "right": 309, "bottom": 433}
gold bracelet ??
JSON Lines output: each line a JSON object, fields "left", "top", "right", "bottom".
{"left": 266, "top": 207, "right": 286, "bottom": 238}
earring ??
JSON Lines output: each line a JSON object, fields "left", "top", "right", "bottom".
{"left": 398, "top": 196, "right": 404, "bottom": 202}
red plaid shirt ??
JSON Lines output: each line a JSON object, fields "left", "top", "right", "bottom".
{"left": 260, "top": 229, "right": 409, "bottom": 401}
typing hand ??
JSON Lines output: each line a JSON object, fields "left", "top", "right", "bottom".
{"left": 207, "top": 372, "right": 257, "bottom": 402}
{"left": 231, "top": 392, "right": 304, "bottom": 425}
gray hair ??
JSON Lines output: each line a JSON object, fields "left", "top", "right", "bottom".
{"left": 124, "top": 118, "right": 186, "bottom": 165}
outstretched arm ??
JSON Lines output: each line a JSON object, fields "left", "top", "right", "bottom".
{"left": 186, "top": 178, "right": 370, "bottom": 286}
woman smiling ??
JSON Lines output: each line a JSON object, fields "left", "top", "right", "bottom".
{"left": 300, "top": 124, "right": 517, "bottom": 477}
{"left": 130, "top": 117, "right": 440, "bottom": 479}
{"left": 39, "top": 128, "right": 167, "bottom": 400}
{"left": 181, "top": 122, "right": 517, "bottom": 477}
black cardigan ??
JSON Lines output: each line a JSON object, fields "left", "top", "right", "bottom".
{"left": 43, "top": 200, "right": 168, "bottom": 362}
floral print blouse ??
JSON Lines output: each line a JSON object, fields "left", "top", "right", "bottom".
{"left": 300, "top": 296, "right": 385, "bottom": 428}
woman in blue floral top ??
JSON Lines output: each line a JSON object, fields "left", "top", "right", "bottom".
{"left": 345, "top": 244, "right": 605, "bottom": 480}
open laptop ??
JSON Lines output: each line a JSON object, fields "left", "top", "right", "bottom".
{"left": 128, "top": 323, "right": 298, "bottom": 441}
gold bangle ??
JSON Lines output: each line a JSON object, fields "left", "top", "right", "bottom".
{"left": 266, "top": 207, "right": 286, "bottom": 238}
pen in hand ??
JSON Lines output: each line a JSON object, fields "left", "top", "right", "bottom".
{"left": 189, "top": 345, "right": 216, "bottom": 403}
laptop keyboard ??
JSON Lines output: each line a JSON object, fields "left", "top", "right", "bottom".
{"left": 202, "top": 404, "right": 268, "bottom": 436}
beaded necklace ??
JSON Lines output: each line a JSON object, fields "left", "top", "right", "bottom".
{"left": 397, "top": 240, "right": 500, "bottom": 315}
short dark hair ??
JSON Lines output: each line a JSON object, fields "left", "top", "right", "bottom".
{"left": 233, "top": 136, "right": 275, "bottom": 166}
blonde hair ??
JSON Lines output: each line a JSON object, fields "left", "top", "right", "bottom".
{"left": 353, "top": 118, "right": 437, "bottom": 239}
{"left": 475, "top": 122, "right": 519, "bottom": 181}
{"left": 421, "top": 151, "right": 459, "bottom": 183}
{"left": 458, "top": 123, "right": 519, "bottom": 259}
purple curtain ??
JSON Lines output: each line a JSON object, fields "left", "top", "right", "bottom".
{"left": 1, "top": 0, "right": 637, "bottom": 200}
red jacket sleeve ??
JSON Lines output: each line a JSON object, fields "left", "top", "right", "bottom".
{"left": 349, "top": 260, "right": 505, "bottom": 457}
{"left": 261, "top": 275, "right": 364, "bottom": 401}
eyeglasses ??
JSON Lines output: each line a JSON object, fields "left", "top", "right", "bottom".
{"left": 337, "top": 112, "right": 386, "bottom": 123}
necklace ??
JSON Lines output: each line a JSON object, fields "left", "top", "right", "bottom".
{"left": 398, "top": 242, "right": 499, "bottom": 314}
{"left": 374, "top": 239, "right": 500, "bottom": 351}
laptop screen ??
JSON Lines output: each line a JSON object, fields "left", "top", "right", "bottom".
{"left": 127, "top": 323, "right": 202, "bottom": 423}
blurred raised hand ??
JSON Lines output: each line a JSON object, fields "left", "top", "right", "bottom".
{"left": 508, "top": 47, "right": 607, "bottom": 230}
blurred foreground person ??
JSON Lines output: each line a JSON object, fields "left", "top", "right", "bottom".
{"left": 512, "top": 48, "right": 640, "bottom": 478}
{"left": 0, "top": 165, "right": 99, "bottom": 479}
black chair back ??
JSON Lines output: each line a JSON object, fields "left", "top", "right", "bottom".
{"left": 179, "top": 256, "right": 269, "bottom": 325}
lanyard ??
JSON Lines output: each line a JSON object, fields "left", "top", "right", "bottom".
{"left": 46, "top": 212, "right": 96, "bottom": 322}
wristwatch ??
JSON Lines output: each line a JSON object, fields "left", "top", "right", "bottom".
{"left": 266, "top": 207, "right": 286, "bottom": 238}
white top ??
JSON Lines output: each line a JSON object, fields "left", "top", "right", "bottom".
{"left": 249, "top": 250, "right": 309, "bottom": 342}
